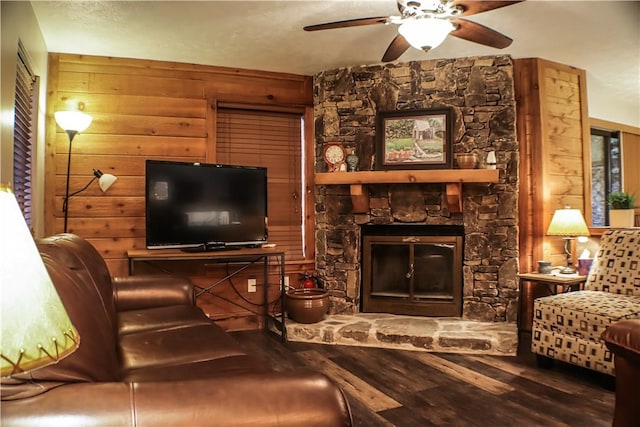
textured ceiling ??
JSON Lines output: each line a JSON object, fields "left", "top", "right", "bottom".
{"left": 30, "top": 0, "right": 639, "bottom": 126}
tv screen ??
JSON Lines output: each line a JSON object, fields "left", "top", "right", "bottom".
{"left": 145, "top": 160, "right": 268, "bottom": 250}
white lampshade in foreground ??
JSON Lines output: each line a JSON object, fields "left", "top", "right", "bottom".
{"left": 54, "top": 110, "right": 93, "bottom": 133}
{"left": 547, "top": 207, "right": 590, "bottom": 237}
{"left": 0, "top": 186, "right": 79, "bottom": 377}
{"left": 398, "top": 18, "right": 455, "bottom": 51}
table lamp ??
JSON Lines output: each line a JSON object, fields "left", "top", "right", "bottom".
{"left": 547, "top": 206, "right": 590, "bottom": 274}
{"left": 1, "top": 185, "right": 80, "bottom": 377}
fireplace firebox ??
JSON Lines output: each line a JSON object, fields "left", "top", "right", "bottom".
{"left": 361, "top": 225, "right": 463, "bottom": 317}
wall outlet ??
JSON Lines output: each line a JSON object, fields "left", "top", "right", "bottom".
{"left": 283, "top": 276, "right": 289, "bottom": 290}
{"left": 247, "top": 278, "right": 257, "bottom": 293}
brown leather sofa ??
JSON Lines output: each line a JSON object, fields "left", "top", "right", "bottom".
{"left": 602, "top": 319, "right": 640, "bottom": 427}
{"left": 1, "top": 234, "right": 352, "bottom": 427}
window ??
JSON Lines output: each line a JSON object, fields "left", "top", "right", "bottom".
{"left": 590, "top": 128, "right": 621, "bottom": 226}
{"left": 12, "top": 42, "right": 38, "bottom": 230}
{"left": 216, "top": 107, "right": 305, "bottom": 260}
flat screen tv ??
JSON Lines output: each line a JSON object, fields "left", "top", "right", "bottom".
{"left": 145, "top": 160, "right": 268, "bottom": 250}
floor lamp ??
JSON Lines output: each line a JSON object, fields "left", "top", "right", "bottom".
{"left": 547, "top": 206, "right": 590, "bottom": 274}
{"left": 54, "top": 111, "right": 93, "bottom": 233}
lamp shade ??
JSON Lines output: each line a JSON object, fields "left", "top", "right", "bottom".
{"left": 54, "top": 110, "right": 93, "bottom": 133}
{"left": 94, "top": 169, "right": 117, "bottom": 192}
{"left": 547, "top": 207, "right": 590, "bottom": 236}
{"left": 398, "top": 18, "right": 455, "bottom": 51}
{"left": 0, "top": 186, "right": 80, "bottom": 377}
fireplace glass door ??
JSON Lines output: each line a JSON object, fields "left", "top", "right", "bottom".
{"left": 362, "top": 234, "right": 463, "bottom": 317}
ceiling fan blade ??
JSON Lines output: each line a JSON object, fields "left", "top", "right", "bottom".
{"left": 396, "top": 0, "right": 406, "bottom": 14}
{"left": 450, "top": 1, "right": 523, "bottom": 17}
{"left": 450, "top": 19, "right": 513, "bottom": 49}
{"left": 303, "top": 16, "right": 391, "bottom": 31}
{"left": 382, "top": 34, "right": 411, "bottom": 62}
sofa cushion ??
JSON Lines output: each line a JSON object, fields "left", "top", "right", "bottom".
{"left": 118, "top": 305, "right": 214, "bottom": 335}
{"left": 122, "top": 355, "right": 270, "bottom": 382}
{"left": 119, "top": 324, "right": 251, "bottom": 373}
{"left": 534, "top": 290, "right": 640, "bottom": 341}
{"left": 585, "top": 229, "right": 640, "bottom": 296}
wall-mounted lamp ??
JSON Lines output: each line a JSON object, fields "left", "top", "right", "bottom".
{"left": 1, "top": 185, "right": 80, "bottom": 377}
{"left": 54, "top": 109, "right": 93, "bottom": 233}
{"left": 547, "top": 206, "right": 590, "bottom": 274}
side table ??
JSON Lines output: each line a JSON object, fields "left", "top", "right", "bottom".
{"left": 518, "top": 272, "right": 587, "bottom": 332}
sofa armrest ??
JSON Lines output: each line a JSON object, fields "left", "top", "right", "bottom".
{"left": 113, "top": 275, "right": 195, "bottom": 311}
{"left": 602, "top": 319, "right": 640, "bottom": 364}
{"left": 601, "top": 319, "right": 640, "bottom": 427}
{"left": 1, "top": 372, "right": 352, "bottom": 427}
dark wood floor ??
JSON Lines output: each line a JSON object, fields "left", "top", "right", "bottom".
{"left": 231, "top": 330, "right": 615, "bottom": 427}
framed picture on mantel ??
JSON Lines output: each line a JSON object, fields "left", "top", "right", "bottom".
{"left": 375, "top": 108, "right": 453, "bottom": 170}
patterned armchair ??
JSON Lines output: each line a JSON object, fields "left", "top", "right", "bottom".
{"left": 531, "top": 228, "right": 640, "bottom": 375}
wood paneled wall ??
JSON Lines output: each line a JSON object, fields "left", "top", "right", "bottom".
{"left": 44, "top": 54, "right": 314, "bottom": 324}
{"left": 514, "top": 58, "right": 591, "bottom": 272}
{"left": 622, "top": 132, "right": 640, "bottom": 203}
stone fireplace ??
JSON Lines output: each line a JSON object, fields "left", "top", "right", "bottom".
{"left": 313, "top": 55, "right": 519, "bottom": 323}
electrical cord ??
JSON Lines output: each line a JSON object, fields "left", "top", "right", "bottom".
{"left": 201, "top": 291, "right": 262, "bottom": 316}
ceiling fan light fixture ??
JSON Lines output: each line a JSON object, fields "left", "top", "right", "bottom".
{"left": 398, "top": 18, "right": 455, "bottom": 51}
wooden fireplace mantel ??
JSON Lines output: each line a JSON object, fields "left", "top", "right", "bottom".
{"left": 315, "top": 169, "right": 499, "bottom": 213}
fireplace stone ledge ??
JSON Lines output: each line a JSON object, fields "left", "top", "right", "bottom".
{"left": 284, "top": 314, "right": 518, "bottom": 356}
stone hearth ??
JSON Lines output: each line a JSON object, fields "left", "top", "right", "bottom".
{"left": 285, "top": 314, "right": 518, "bottom": 356}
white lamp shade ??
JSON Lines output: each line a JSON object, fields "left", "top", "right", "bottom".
{"left": 398, "top": 18, "right": 455, "bottom": 51}
{"left": 547, "top": 207, "right": 591, "bottom": 237}
{"left": 98, "top": 173, "right": 117, "bottom": 192}
{"left": 54, "top": 111, "right": 93, "bottom": 133}
{"left": 1, "top": 186, "right": 80, "bottom": 377}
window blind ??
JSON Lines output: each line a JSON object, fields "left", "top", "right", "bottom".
{"left": 13, "top": 45, "right": 37, "bottom": 230}
{"left": 216, "top": 108, "right": 305, "bottom": 260}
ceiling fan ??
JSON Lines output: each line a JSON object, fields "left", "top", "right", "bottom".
{"left": 303, "top": 0, "right": 523, "bottom": 62}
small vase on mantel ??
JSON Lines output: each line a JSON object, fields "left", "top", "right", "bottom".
{"left": 486, "top": 151, "right": 497, "bottom": 169}
{"left": 345, "top": 148, "right": 359, "bottom": 172}
{"left": 455, "top": 153, "right": 477, "bottom": 169}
